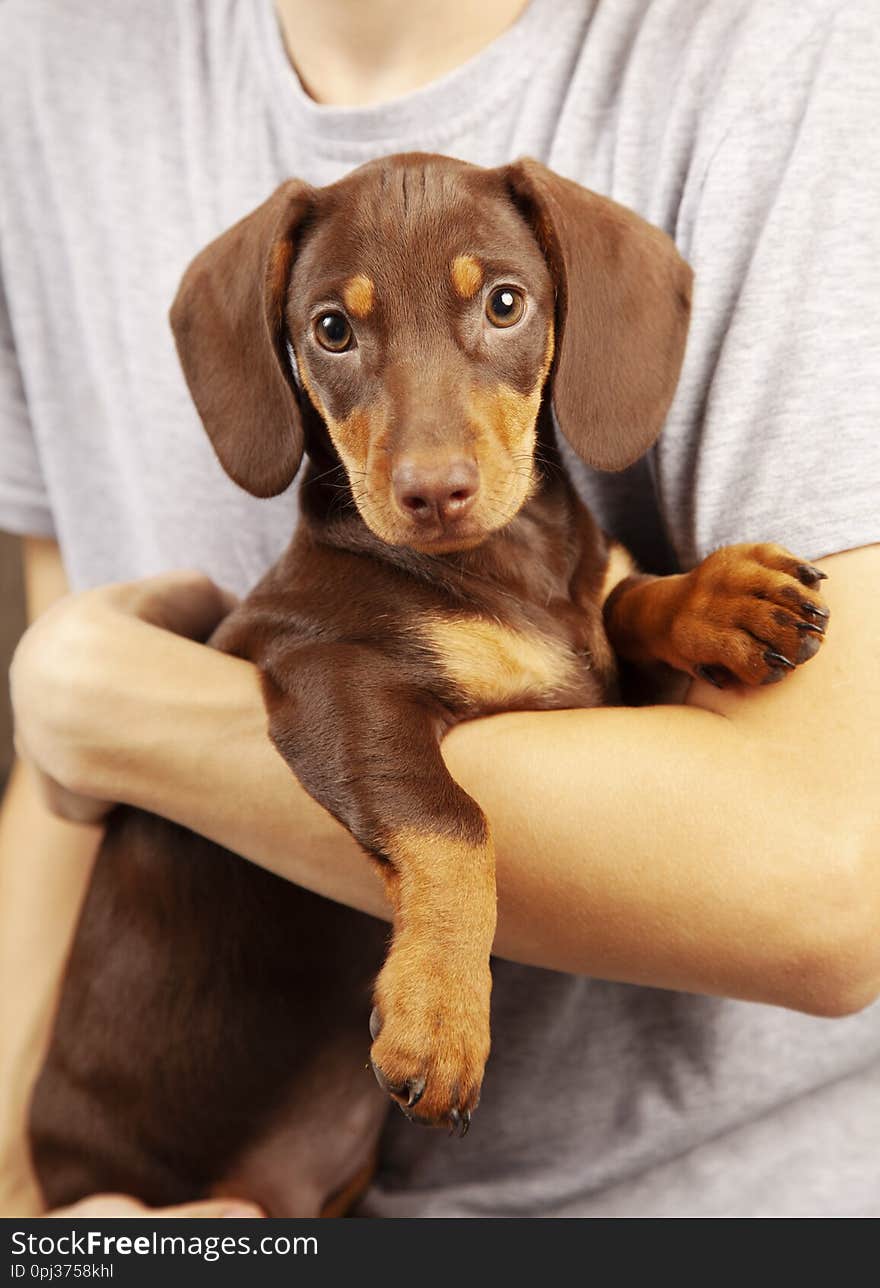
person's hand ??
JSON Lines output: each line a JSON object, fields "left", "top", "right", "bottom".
{"left": 10, "top": 571, "right": 237, "bottom": 824}
{"left": 48, "top": 1193, "right": 263, "bottom": 1218}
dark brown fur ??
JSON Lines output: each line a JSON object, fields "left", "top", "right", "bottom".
{"left": 29, "top": 155, "right": 828, "bottom": 1216}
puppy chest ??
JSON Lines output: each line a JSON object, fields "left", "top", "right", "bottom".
{"left": 417, "top": 616, "right": 594, "bottom": 712}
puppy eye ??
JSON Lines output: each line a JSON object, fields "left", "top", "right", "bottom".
{"left": 486, "top": 286, "right": 525, "bottom": 328}
{"left": 314, "top": 311, "right": 354, "bottom": 352}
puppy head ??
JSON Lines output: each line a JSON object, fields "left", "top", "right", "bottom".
{"left": 171, "top": 155, "right": 691, "bottom": 553}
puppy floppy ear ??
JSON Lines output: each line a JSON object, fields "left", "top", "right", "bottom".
{"left": 504, "top": 158, "right": 692, "bottom": 472}
{"left": 170, "top": 180, "right": 314, "bottom": 497}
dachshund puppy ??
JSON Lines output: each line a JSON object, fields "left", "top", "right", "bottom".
{"left": 30, "top": 154, "right": 828, "bottom": 1217}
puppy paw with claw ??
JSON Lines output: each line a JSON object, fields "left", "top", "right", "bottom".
{"left": 608, "top": 542, "right": 831, "bottom": 688}
{"left": 368, "top": 940, "right": 491, "bottom": 1136}
{"left": 668, "top": 543, "right": 830, "bottom": 687}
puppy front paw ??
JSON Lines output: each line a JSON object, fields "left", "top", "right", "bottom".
{"left": 368, "top": 937, "right": 491, "bottom": 1136}
{"left": 670, "top": 543, "right": 829, "bottom": 687}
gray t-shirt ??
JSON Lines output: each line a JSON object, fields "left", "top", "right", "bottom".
{"left": 1, "top": 0, "right": 878, "bottom": 1216}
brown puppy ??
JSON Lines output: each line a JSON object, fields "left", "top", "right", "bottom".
{"left": 29, "top": 154, "right": 829, "bottom": 1216}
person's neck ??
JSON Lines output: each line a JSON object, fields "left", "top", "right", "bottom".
{"left": 273, "top": 0, "right": 530, "bottom": 106}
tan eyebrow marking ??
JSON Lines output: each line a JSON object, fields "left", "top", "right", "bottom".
{"left": 343, "top": 274, "right": 375, "bottom": 319}
{"left": 451, "top": 254, "right": 484, "bottom": 299}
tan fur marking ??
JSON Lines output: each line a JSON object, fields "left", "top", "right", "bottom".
{"left": 468, "top": 381, "right": 541, "bottom": 454}
{"left": 541, "top": 320, "right": 556, "bottom": 381}
{"left": 451, "top": 254, "right": 483, "bottom": 299}
{"left": 293, "top": 345, "right": 327, "bottom": 419}
{"left": 383, "top": 829, "right": 494, "bottom": 913}
{"left": 331, "top": 406, "right": 373, "bottom": 464}
{"left": 379, "top": 831, "right": 495, "bottom": 975}
{"left": 292, "top": 362, "right": 380, "bottom": 480}
{"left": 318, "top": 400, "right": 397, "bottom": 540}
{"left": 267, "top": 240, "right": 294, "bottom": 331}
{"left": 371, "top": 826, "right": 494, "bottom": 1124}
{"left": 466, "top": 322, "right": 554, "bottom": 454}
{"left": 599, "top": 541, "right": 636, "bottom": 606}
{"left": 461, "top": 327, "right": 554, "bottom": 526}
{"left": 343, "top": 274, "right": 375, "bottom": 319}
{"left": 420, "top": 616, "right": 578, "bottom": 706}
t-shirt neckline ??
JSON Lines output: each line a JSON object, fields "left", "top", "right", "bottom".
{"left": 248, "top": 0, "right": 571, "bottom": 160}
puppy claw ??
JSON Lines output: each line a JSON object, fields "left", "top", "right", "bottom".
{"left": 369, "top": 1006, "right": 382, "bottom": 1040}
{"left": 370, "top": 1057, "right": 426, "bottom": 1110}
{"left": 695, "top": 664, "right": 726, "bottom": 689}
{"left": 448, "top": 1108, "right": 471, "bottom": 1138}
{"left": 406, "top": 1076, "right": 426, "bottom": 1108}
{"left": 764, "top": 649, "right": 795, "bottom": 670}
{"left": 802, "top": 601, "right": 830, "bottom": 621}
{"left": 797, "top": 620, "right": 825, "bottom": 637}
{"left": 796, "top": 563, "right": 827, "bottom": 587}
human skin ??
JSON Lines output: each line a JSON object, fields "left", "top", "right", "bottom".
{"left": 273, "top": 0, "right": 532, "bottom": 106}
{"left": 3, "top": 0, "right": 880, "bottom": 1219}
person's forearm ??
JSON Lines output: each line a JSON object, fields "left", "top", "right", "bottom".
{"left": 85, "top": 659, "right": 861, "bottom": 1014}
{"left": 41, "top": 563, "right": 872, "bottom": 1018}
{"left": 446, "top": 704, "right": 867, "bottom": 1008}
{"left": 0, "top": 760, "right": 103, "bottom": 1215}
{"left": 13, "top": 548, "right": 878, "bottom": 1018}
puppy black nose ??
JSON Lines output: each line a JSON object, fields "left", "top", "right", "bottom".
{"left": 392, "top": 458, "right": 479, "bottom": 524}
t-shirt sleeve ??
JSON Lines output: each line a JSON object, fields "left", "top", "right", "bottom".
{"left": 0, "top": 268, "right": 55, "bottom": 539}
{"left": 659, "top": 1, "right": 880, "bottom": 569}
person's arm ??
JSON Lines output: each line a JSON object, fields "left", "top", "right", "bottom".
{"left": 0, "top": 538, "right": 262, "bottom": 1218}
{"left": 10, "top": 543, "right": 879, "bottom": 1019}
{"left": 0, "top": 538, "right": 102, "bottom": 1216}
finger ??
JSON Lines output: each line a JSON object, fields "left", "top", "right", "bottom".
{"left": 37, "top": 772, "right": 113, "bottom": 825}
{"left": 109, "top": 571, "right": 239, "bottom": 642}
{"left": 49, "top": 1195, "right": 146, "bottom": 1218}
{"left": 12, "top": 744, "right": 111, "bottom": 824}
{"left": 50, "top": 1193, "right": 264, "bottom": 1219}
{"left": 147, "top": 1198, "right": 264, "bottom": 1219}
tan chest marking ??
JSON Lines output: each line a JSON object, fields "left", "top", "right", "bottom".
{"left": 420, "top": 616, "right": 579, "bottom": 707}
{"left": 599, "top": 541, "right": 636, "bottom": 606}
